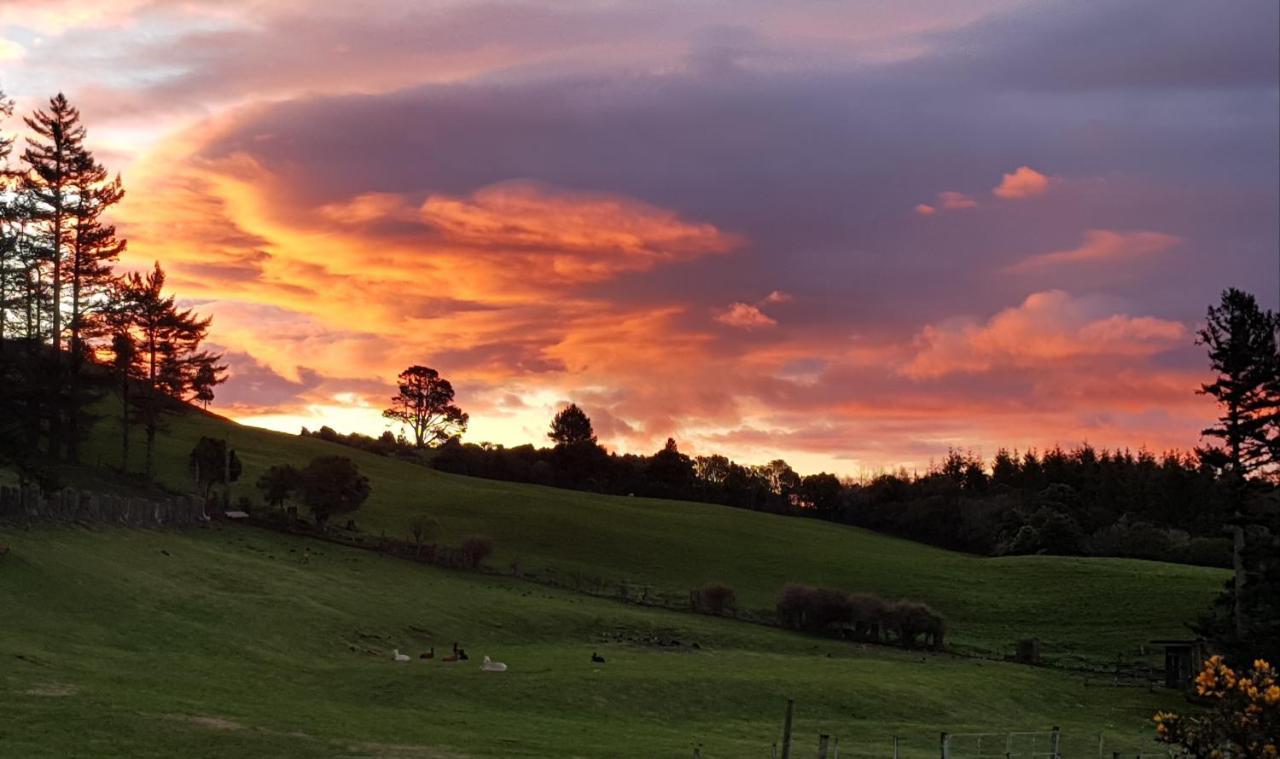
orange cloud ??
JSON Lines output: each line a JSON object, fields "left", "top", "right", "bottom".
{"left": 914, "top": 203, "right": 936, "bottom": 215}
{"left": 903, "top": 290, "right": 1186, "bottom": 378}
{"left": 715, "top": 302, "right": 778, "bottom": 329}
{"left": 993, "top": 165, "right": 1051, "bottom": 199}
{"left": 419, "top": 181, "right": 736, "bottom": 279}
{"left": 1007, "top": 228, "right": 1180, "bottom": 272}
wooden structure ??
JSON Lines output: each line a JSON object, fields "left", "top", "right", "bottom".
{"left": 1151, "top": 639, "right": 1205, "bottom": 690}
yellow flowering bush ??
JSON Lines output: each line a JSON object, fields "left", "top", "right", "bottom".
{"left": 1155, "top": 657, "right": 1279, "bottom": 758}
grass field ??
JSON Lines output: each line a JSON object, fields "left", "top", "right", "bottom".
{"left": 68, "top": 405, "right": 1226, "bottom": 666}
{"left": 2, "top": 525, "right": 1187, "bottom": 758}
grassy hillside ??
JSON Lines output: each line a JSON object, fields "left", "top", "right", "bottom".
{"left": 1, "top": 526, "right": 1184, "bottom": 758}
{"left": 66, "top": 403, "right": 1225, "bottom": 666}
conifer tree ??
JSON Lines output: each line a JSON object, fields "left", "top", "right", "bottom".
{"left": 1197, "top": 288, "right": 1280, "bottom": 640}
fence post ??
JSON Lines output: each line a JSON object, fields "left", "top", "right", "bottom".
{"left": 940, "top": 732, "right": 950, "bottom": 759}
{"left": 772, "top": 742, "right": 778, "bottom": 759}
{"left": 693, "top": 745, "right": 701, "bottom": 759}
{"left": 781, "top": 699, "right": 795, "bottom": 759}
{"left": 893, "top": 736, "right": 900, "bottom": 759}
{"left": 831, "top": 737, "right": 839, "bottom": 759}
{"left": 1050, "top": 727, "right": 1061, "bottom": 759}
{"left": 817, "top": 734, "right": 829, "bottom": 759}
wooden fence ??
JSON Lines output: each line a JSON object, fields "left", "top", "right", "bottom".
{"left": 0, "top": 485, "right": 203, "bottom": 527}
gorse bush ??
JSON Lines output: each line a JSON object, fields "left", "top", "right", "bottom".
{"left": 775, "top": 584, "right": 945, "bottom": 650}
{"left": 1154, "top": 657, "right": 1278, "bottom": 758}
{"left": 690, "top": 583, "right": 737, "bottom": 616}
{"left": 459, "top": 535, "right": 494, "bottom": 569}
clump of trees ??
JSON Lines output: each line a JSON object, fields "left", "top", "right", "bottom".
{"left": 253, "top": 455, "right": 371, "bottom": 530}
{"left": 0, "top": 91, "right": 224, "bottom": 482}
{"left": 776, "top": 584, "right": 945, "bottom": 650}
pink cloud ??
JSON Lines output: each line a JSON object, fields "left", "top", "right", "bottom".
{"left": 763, "top": 290, "right": 793, "bottom": 305}
{"left": 903, "top": 290, "right": 1187, "bottom": 378}
{"left": 715, "top": 302, "right": 778, "bottom": 329}
{"left": 914, "top": 203, "right": 937, "bottom": 215}
{"left": 993, "top": 165, "right": 1051, "bottom": 199}
{"left": 939, "top": 191, "right": 978, "bottom": 209}
{"left": 1007, "top": 229, "right": 1181, "bottom": 272}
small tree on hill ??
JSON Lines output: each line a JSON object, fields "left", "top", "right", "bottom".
{"left": 409, "top": 516, "right": 440, "bottom": 558}
{"left": 382, "top": 365, "right": 468, "bottom": 448}
{"left": 300, "top": 455, "right": 371, "bottom": 529}
{"left": 189, "top": 436, "right": 242, "bottom": 505}
{"left": 257, "top": 464, "right": 302, "bottom": 510}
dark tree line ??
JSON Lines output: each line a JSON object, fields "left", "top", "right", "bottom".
{"left": 433, "top": 291, "right": 1278, "bottom": 582}
{"left": 0, "top": 90, "right": 224, "bottom": 481}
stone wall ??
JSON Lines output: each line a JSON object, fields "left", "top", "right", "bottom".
{"left": 0, "top": 485, "right": 203, "bottom": 527}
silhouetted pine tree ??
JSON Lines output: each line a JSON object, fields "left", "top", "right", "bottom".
{"left": 20, "top": 93, "right": 90, "bottom": 458}
{"left": 1196, "top": 288, "right": 1280, "bottom": 641}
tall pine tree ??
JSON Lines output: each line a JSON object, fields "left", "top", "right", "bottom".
{"left": 1196, "top": 288, "right": 1280, "bottom": 644}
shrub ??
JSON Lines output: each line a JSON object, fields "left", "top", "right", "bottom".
{"left": 777, "top": 583, "right": 817, "bottom": 630}
{"left": 775, "top": 584, "right": 853, "bottom": 633}
{"left": 777, "top": 584, "right": 944, "bottom": 649}
{"left": 884, "top": 600, "right": 946, "bottom": 650}
{"left": 1154, "top": 657, "right": 1277, "bottom": 757}
{"left": 459, "top": 535, "right": 494, "bottom": 569}
{"left": 847, "top": 592, "right": 888, "bottom": 641}
{"left": 690, "top": 583, "right": 737, "bottom": 616}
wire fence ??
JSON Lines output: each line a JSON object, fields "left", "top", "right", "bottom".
{"left": 746, "top": 701, "right": 1175, "bottom": 759}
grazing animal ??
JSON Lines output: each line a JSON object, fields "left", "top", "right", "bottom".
{"left": 481, "top": 656, "right": 507, "bottom": 672}
{"left": 392, "top": 649, "right": 410, "bottom": 662}
{"left": 0, "top": 545, "right": 10, "bottom": 560}
{"left": 442, "top": 653, "right": 459, "bottom": 663}
{"left": 457, "top": 648, "right": 469, "bottom": 662}
{"left": 591, "top": 652, "right": 606, "bottom": 663}
{"left": 420, "top": 647, "right": 434, "bottom": 659}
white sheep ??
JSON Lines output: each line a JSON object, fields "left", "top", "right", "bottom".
{"left": 392, "top": 649, "right": 410, "bottom": 662}
{"left": 481, "top": 656, "right": 507, "bottom": 672}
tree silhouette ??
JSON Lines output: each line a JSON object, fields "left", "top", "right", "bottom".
{"left": 257, "top": 464, "right": 302, "bottom": 510}
{"left": 116, "top": 262, "right": 223, "bottom": 477}
{"left": 189, "top": 436, "right": 241, "bottom": 505}
{"left": 1196, "top": 288, "right": 1280, "bottom": 640}
{"left": 382, "top": 365, "right": 468, "bottom": 448}
{"left": 300, "top": 456, "right": 371, "bottom": 529}
{"left": 1198, "top": 288, "right": 1280, "bottom": 480}
{"left": 20, "top": 93, "right": 85, "bottom": 355}
{"left": 549, "top": 403, "right": 596, "bottom": 448}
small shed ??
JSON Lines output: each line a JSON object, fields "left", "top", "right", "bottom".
{"left": 1150, "top": 639, "right": 1205, "bottom": 690}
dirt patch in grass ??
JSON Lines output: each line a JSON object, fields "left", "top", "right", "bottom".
{"left": 343, "top": 742, "right": 468, "bottom": 758}
{"left": 169, "top": 714, "right": 245, "bottom": 731}
{"left": 23, "top": 682, "right": 78, "bottom": 697}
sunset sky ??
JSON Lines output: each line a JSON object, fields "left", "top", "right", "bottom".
{"left": 3, "top": 0, "right": 1277, "bottom": 475}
